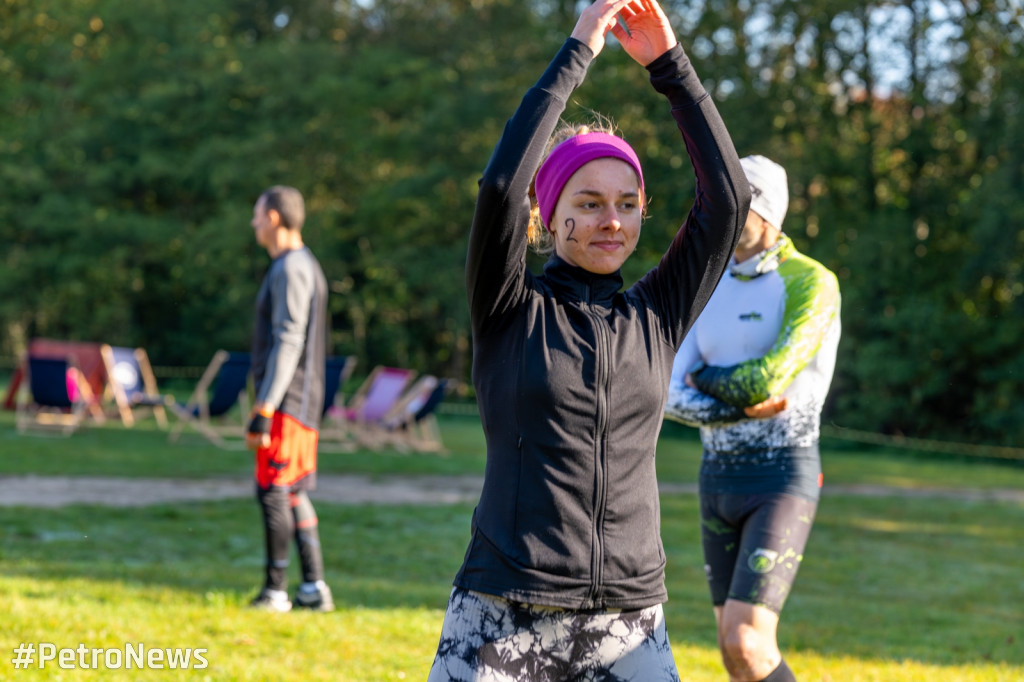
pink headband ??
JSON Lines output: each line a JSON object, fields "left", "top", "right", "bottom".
{"left": 535, "top": 132, "right": 644, "bottom": 230}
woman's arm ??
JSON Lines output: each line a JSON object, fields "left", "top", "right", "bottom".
{"left": 465, "top": 41, "right": 589, "bottom": 335}
{"left": 466, "top": 0, "right": 640, "bottom": 335}
{"left": 635, "top": 46, "right": 750, "bottom": 348}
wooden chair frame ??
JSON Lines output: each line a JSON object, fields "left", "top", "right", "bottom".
{"left": 340, "top": 365, "right": 417, "bottom": 449}
{"left": 167, "top": 350, "right": 251, "bottom": 448}
{"left": 100, "top": 344, "right": 171, "bottom": 428}
{"left": 16, "top": 355, "right": 105, "bottom": 436}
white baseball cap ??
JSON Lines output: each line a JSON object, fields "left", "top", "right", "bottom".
{"left": 740, "top": 155, "right": 789, "bottom": 229}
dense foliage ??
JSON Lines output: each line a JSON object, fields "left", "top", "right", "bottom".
{"left": 2, "top": 0, "right": 1022, "bottom": 445}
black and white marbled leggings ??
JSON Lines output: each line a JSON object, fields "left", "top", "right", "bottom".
{"left": 427, "top": 587, "right": 680, "bottom": 682}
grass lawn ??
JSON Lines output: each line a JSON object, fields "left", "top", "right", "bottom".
{"left": 1, "top": 407, "right": 1023, "bottom": 680}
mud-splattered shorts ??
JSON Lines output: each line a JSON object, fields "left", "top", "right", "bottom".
{"left": 427, "top": 587, "right": 680, "bottom": 681}
{"left": 700, "top": 492, "right": 817, "bottom": 614}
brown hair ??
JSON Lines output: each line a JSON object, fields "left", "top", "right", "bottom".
{"left": 260, "top": 185, "right": 306, "bottom": 231}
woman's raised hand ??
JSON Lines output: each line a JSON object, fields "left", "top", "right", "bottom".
{"left": 569, "top": 0, "right": 635, "bottom": 58}
{"left": 609, "top": 0, "right": 678, "bottom": 66}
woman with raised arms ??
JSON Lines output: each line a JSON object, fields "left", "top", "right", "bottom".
{"left": 429, "top": 1, "right": 750, "bottom": 679}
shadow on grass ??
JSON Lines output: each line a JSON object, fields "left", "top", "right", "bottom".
{"left": 2, "top": 494, "right": 1022, "bottom": 672}
{"left": 0, "top": 499, "right": 470, "bottom": 612}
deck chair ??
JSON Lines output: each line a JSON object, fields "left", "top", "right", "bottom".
{"left": 100, "top": 344, "right": 172, "bottom": 428}
{"left": 168, "top": 350, "right": 251, "bottom": 448}
{"left": 318, "top": 355, "right": 359, "bottom": 452}
{"left": 341, "top": 365, "right": 417, "bottom": 448}
{"left": 403, "top": 378, "right": 452, "bottom": 452}
{"left": 16, "top": 355, "right": 105, "bottom": 436}
{"left": 381, "top": 377, "right": 452, "bottom": 452}
{"left": 323, "top": 355, "right": 358, "bottom": 417}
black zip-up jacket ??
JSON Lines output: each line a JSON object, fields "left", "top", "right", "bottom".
{"left": 456, "top": 38, "right": 750, "bottom": 610}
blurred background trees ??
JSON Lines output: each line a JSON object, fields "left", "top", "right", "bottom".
{"left": 1, "top": 0, "right": 1022, "bottom": 446}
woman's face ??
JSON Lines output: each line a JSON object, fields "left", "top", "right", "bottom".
{"left": 550, "top": 158, "right": 643, "bottom": 275}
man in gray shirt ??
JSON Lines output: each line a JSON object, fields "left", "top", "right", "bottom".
{"left": 245, "top": 185, "right": 333, "bottom": 613}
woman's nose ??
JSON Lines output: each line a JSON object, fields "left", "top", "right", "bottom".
{"left": 601, "top": 206, "right": 621, "bottom": 230}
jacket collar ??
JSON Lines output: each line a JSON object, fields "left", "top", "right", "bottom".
{"left": 729, "top": 233, "right": 795, "bottom": 280}
{"left": 542, "top": 254, "right": 623, "bottom": 304}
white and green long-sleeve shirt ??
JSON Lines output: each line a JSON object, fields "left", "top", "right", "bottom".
{"left": 665, "top": 234, "right": 840, "bottom": 467}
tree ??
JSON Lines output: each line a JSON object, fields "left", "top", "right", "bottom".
{"left": 1, "top": 0, "right": 1021, "bottom": 446}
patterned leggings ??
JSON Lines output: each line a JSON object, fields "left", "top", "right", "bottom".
{"left": 427, "top": 587, "right": 680, "bottom": 682}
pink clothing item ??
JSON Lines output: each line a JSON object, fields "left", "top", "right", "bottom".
{"left": 535, "top": 132, "right": 644, "bottom": 230}
{"left": 66, "top": 369, "right": 79, "bottom": 402}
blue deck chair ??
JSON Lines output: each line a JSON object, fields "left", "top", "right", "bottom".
{"left": 16, "top": 355, "right": 105, "bottom": 436}
{"left": 319, "top": 355, "right": 359, "bottom": 452}
{"left": 168, "top": 350, "right": 251, "bottom": 448}
{"left": 101, "top": 344, "right": 172, "bottom": 428}
{"left": 407, "top": 378, "right": 451, "bottom": 451}
{"left": 323, "top": 355, "right": 358, "bottom": 417}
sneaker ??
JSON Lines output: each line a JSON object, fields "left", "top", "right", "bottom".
{"left": 248, "top": 588, "right": 292, "bottom": 613}
{"left": 293, "top": 581, "right": 335, "bottom": 612}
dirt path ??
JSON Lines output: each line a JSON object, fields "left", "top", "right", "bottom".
{"left": 0, "top": 474, "right": 486, "bottom": 508}
{"left": 1, "top": 474, "right": 1023, "bottom": 507}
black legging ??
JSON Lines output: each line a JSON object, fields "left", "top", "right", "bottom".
{"left": 256, "top": 486, "right": 324, "bottom": 592}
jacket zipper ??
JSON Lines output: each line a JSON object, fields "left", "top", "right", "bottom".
{"left": 585, "top": 284, "right": 611, "bottom": 608}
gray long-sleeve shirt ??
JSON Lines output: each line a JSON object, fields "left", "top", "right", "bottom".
{"left": 251, "top": 246, "right": 329, "bottom": 429}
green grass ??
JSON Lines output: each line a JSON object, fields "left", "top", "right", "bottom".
{"left": 1, "top": 408, "right": 1023, "bottom": 680}
{"left": 4, "top": 412, "right": 1023, "bottom": 490}
{"left": 0, "top": 410, "right": 490, "bottom": 478}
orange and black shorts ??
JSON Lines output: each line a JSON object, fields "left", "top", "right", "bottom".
{"left": 255, "top": 411, "right": 319, "bottom": 491}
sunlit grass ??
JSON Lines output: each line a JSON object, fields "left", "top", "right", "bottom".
{"left": 6, "top": 570, "right": 1018, "bottom": 682}
{"left": 5, "top": 574, "right": 440, "bottom": 681}
{"left": 1, "top": 493, "right": 1022, "bottom": 680}
{"left": 2, "top": 403, "right": 1023, "bottom": 680}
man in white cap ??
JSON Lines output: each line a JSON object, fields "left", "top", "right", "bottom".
{"left": 665, "top": 155, "right": 841, "bottom": 681}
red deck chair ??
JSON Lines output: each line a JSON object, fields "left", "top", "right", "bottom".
{"left": 15, "top": 355, "right": 105, "bottom": 436}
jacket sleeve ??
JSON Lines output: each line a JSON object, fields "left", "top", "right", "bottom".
{"left": 664, "top": 385, "right": 745, "bottom": 427}
{"left": 466, "top": 39, "right": 592, "bottom": 335}
{"left": 665, "top": 327, "right": 745, "bottom": 426}
{"left": 633, "top": 45, "right": 750, "bottom": 349}
{"left": 692, "top": 260, "right": 840, "bottom": 407}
